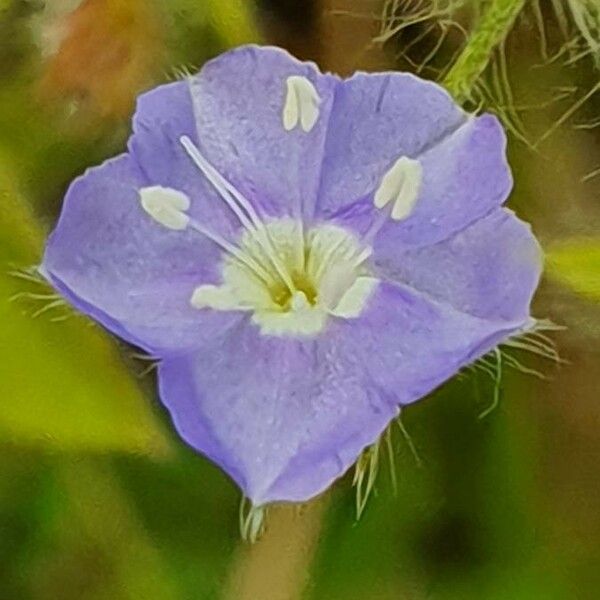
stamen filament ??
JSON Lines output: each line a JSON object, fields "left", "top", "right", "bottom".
{"left": 313, "top": 235, "right": 350, "bottom": 282}
{"left": 187, "top": 219, "right": 273, "bottom": 287}
{"left": 362, "top": 203, "right": 392, "bottom": 246}
{"left": 180, "top": 136, "right": 257, "bottom": 231}
{"left": 180, "top": 135, "right": 297, "bottom": 294}
{"left": 353, "top": 246, "right": 373, "bottom": 268}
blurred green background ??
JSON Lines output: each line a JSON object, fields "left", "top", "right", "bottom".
{"left": 1, "top": 1, "right": 599, "bottom": 599}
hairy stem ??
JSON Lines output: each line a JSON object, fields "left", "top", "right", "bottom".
{"left": 443, "top": 0, "right": 526, "bottom": 102}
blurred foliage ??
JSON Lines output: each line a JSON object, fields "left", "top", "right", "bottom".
{"left": 30, "top": 460, "right": 180, "bottom": 600}
{"left": 546, "top": 239, "right": 600, "bottom": 302}
{"left": 309, "top": 374, "right": 571, "bottom": 600}
{"left": 0, "top": 1, "right": 599, "bottom": 599}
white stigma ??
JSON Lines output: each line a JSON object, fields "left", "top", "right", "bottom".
{"left": 282, "top": 75, "right": 321, "bottom": 133}
{"left": 290, "top": 290, "right": 310, "bottom": 312}
{"left": 140, "top": 186, "right": 190, "bottom": 230}
{"left": 374, "top": 156, "right": 423, "bottom": 221}
{"left": 180, "top": 135, "right": 299, "bottom": 294}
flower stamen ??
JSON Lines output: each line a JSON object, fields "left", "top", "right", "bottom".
{"left": 180, "top": 135, "right": 298, "bottom": 295}
{"left": 139, "top": 186, "right": 190, "bottom": 230}
{"left": 282, "top": 75, "right": 321, "bottom": 133}
{"left": 374, "top": 156, "right": 422, "bottom": 221}
{"left": 138, "top": 185, "right": 276, "bottom": 287}
{"left": 187, "top": 218, "right": 275, "bottom": 286}
{"left": 190, "top": 219, "right": 378, "bottom": 337}
{"left": 359, "top": 155, "right": 423, "bottom": 248}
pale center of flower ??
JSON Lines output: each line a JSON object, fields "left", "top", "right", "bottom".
{"left": 139, "top": 134, "right": 383, "bottom": 338}
{"left": 136, "top": 71, "right": 430, "bottom": 337}
{"left": 190, "top": 219, "right": 378, "bottom": 337}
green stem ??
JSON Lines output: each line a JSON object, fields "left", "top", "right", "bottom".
{"left": 443, "top": 0, "right": 526, "bottom": 103}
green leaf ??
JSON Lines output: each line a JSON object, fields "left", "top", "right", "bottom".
{"left": 0, "top": 165, "right": 170, "bottom": 455}
{"left": 546, "top": 239, "right": 600, "bottom": 302}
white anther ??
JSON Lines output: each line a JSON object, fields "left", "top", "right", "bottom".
{"left": 190, "top": 285, "right": 245, "bottom": 311}
{"left": 373, "top": 156, "right": 422, "bottom": 221}
{"left": 139, "top": 186, "right": 190, "bottom": 230}
{"left": 282, "top": 75, "right": 321, "bottom": 133}
{"left": 329, "top": 276, "right": 378, "bottom": 319}
{"left": 317, "top": 262, "right": 357, "bottom": 310}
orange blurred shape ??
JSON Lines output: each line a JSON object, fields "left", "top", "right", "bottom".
{"left": 39, "top": 0, "right": 165, "bottom": 122}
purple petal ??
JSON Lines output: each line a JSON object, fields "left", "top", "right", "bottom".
{"left": 157, "top": 281, "right": 524, "bottom": 505}
{"left": 317, "top": 72, "right": 466, "bottom": 216}
{"left": 42, "top": 154, "right": 241, "bottom": 354}
{"left": 129, "top": 81, "right": 240, "bottom": 241}
{"left": 319, "top": 73, "right": 511, "bottom": 247}
{"left": 158, "top": 321, "right": 398, "bottom": 505}
{"left": 330, "top": 282, "right": 529, "bottom": 411}
{"left": 372, "top": 208, "right": 543, "bottom": 322}
{"left": 185, "top": 45, "right": 338, "bottom": 218}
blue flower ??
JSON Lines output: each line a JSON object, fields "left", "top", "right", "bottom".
{"left": 42, "top": 46, "right": 542, "bottom": 505}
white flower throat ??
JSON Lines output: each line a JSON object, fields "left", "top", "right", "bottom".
{"left": 138, "top": 75, "right": 423, "bottom": 337}
{"left": 139, "top": 136, "right": 377, "bottom": 337}
{"left": 191, "top": 219, "right": 377, "bottom": 336}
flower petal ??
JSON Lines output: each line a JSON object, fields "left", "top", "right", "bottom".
{"left": 330, "top": 282, "right": 529, "bottom": 413}
{"left": 157, "top": 278, "right": 525, "bottom": 504}
{"left": 318, "top": 71, "right": 511, "bottom": 247}
{"left": 372, "top": 208, "right": 543, "bottom": 322}
{"left": 42, "top": 154, "right": 241, "bottom": 354}
{"left": 157, "top": 323, "right": 398, "bottom": 505}
{"left": 185, "top": 45, "right": 338, "bottom": 219}
{"left": 317, "top": 72, "right": 465, "bottom": 216}
{"left": 129, "top": 80, "right": 240, "bottom": 240}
